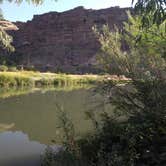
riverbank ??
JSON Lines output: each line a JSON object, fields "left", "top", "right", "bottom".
{"left": 0, "top": 71, "right": 131, "bottom": 88}
{"left": 0, "top": 71, "right": 104, "bottom": 88}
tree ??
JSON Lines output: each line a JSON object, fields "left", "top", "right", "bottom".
{"left": 84, "top": 1, "right": 166, "bottom": 164}
{"left": 94, "top": 12, "right": 166, "bottom": 79}
{"left": 132, "top": 0, "right": 166, "bottom": 26}
{"left": 91, "top": 1, "right": 166, "bottom": 164}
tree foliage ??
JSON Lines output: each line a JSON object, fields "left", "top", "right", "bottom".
{"left": 0, "top": 27, "right": 14, "bottom": 51}
{"left": 95, "top": 12, "right": 166, "bottom": 79}
{"left": 132, "top": 0, "right": 166, "bottom": 26}
{"left": 83, "top": 2, "right": 166, "bottom": 165}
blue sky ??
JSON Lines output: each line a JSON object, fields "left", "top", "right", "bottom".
{"left": 1, "top": 0, "right": 132, "bottom": 22}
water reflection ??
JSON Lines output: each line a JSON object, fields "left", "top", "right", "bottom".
{"left": 0, "top": 131, "right": 46, "bottom": 166}
{"left": 0, "top": 87, "right": 108, "bottom": 165}
{"left": 0, "top": 85, "right": 92, "bottom": 99}
{"left": 0, "top": 89, "right": 98, "bottom": 144}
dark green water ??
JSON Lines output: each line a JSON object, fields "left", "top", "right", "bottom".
{"left": 0, "top": 87, "right": 109, "bottom": 166}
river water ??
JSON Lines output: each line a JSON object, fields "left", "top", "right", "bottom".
{"left": 0, "top": 87, "right": 110, "bottom": 166}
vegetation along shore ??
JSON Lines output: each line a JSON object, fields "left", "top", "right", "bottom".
{"left": 0, "top": 71, "right": 130, "bottom": 88}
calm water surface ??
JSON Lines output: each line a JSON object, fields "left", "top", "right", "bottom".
{"left": 0, "top": 87, "right": 109, "bottom": 166}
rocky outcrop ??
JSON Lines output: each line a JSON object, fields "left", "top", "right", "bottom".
{"left": 0, "top": 20, "right": 18, "bottom": 31}
{"left": 9, "top": 6, "right": 130, "bottom": 73}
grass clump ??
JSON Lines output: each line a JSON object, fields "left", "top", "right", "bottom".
{"left": 15, "top": 76, "right": 34, "bottom": 87}
{"left": 0, "top": 72, "right": 34, "bottom": 88}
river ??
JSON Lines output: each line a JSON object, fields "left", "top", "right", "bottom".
{"left": 0, "top": 87, "right": 110, "bottom": 166}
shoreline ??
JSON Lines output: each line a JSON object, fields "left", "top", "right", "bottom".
{"left": 0, "top": 71, "right": 130, "bottom": 88}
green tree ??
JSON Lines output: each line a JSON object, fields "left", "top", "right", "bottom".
{"left": 89, "top": 1, "right": 166, "bottom": 165}
{"left": 95, "top": 12, "right": 166, "bottom": 79}
{"left": 132, "top": 0, "right": 166, "bottom": 26}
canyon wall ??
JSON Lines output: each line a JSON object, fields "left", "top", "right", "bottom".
{"left": 9, "top": 6, "right": 130, "bottom": 73}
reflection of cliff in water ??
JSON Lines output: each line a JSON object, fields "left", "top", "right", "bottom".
{"left": 0, "top": 89, "right": 109, "bottom": 144}
{"left": 0, "top": 131, "right": 46, "bottom": 166}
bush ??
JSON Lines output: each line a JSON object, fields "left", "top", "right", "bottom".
{"left": 41, "top": 147, "right": 87, "bottom": 166}
{"left": 94, "top": 13, "right": 166, "bottom": 80}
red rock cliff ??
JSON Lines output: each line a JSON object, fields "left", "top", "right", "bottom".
{"left": 9, "top": 6, "right": 130, "bottom": 73}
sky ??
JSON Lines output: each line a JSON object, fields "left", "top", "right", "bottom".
{"left": 0, "top": 0, "right": 132, "bottom": 22}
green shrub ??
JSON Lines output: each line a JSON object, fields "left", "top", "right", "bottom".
{"left": 41, "top": 147, "right": 87, "bottom": 166}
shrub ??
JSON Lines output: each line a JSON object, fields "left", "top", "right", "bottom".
{"left": 41, "top": 147, "right": 87, "bottom": 166}
{"left": 94, "top": 13, "right": 166, "bottom": 80}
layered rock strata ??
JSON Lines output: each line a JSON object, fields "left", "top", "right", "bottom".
{"left": 9, "top": 6, "right": 130, "bottom": 73}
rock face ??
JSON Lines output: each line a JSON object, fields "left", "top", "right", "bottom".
{"left": 0, "top": 20, "right": 18, "bottom": 31}
{"left": 9, "top": 6, "right": 130, "bottom": 73}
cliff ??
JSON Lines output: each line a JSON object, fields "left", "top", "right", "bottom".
{"left": 9, "top": 6, "right": 130, "bottom": 73}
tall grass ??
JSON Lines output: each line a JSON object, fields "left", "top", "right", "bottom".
{"left": 0, "top": 71, "right": 105, "bottom": 88}
{"left": 0, "top": 73, "right": 34, "bottom": 88}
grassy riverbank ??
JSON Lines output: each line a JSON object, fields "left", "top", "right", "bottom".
{"left": 0, "top": 71, "right": 105, "bottom": 88}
